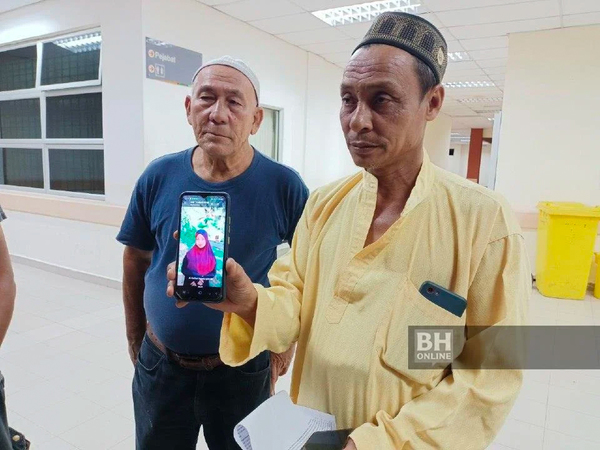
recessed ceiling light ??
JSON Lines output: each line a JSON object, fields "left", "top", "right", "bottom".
{"left": 54, "top": 32, "right": 102, "bottom": 53}
{"left": 443, "top": 81, "right": 495, "bottom": 88}
{"left": 312, "top": 0, "right": 421, "bottom": 27}
{"left": 448, "top": 52, "right": 470, "bottom": 61}
{"left": 457, "top": 97, "right": 503, "bottom": 103}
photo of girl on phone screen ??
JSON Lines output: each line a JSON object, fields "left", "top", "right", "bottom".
{"left": 182, "top": 229, "right": 217, "bottom": 282}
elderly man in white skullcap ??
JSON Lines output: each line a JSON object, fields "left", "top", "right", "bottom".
{"left": 117, "top": 56, "right": 309, "bottom": 450}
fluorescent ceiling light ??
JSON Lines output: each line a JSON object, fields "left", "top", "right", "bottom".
{"left": 488, "top": 118, "right": 494, "bottom": 121}
{"left": 448, "top": 52, "right": 470, "bottom": 62}
{"left": 458, "top": 97, "right": 502, "bottom": 103}
{"left": 54, "top": 32, "right": 101, "bottom": 53}
{"left": 312, "top": 0, "right": 421, "bottom": 27}
{"left": 443, "top": 81, "right": 495, "bottom": 88}
{"left": 473, "top": 109, "right": 501, "bottom": 114}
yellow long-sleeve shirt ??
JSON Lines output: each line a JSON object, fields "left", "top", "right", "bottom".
{"left": 220, "top": 152, "right": 530, "bottom": 449}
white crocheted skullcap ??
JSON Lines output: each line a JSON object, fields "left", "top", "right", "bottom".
{"left": 192, "top": 55, "right": 260, "bottom": 103}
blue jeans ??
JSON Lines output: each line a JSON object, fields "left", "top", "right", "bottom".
{"left": 133, "top": 334, "right": 270, "bottom": 450}
{"left": 0, "top": 373, "right": 28, "bottom": 450}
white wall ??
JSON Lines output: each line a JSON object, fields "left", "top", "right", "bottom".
{"left": 478, "top": 143, "right": 492, "bottom": 187}
{"left": 446, "top": 142, "right": 492, "bottom": 185}
{"left": 303, "top": 53, "right": 356, "bottom": 190}
{"left": 447, "top": 143, "right": 469, "bottom": 177}
{"left": 2, "top": 212, "right": 123, "bottom": 281}
{"left": 495, "top": 26, "right": 600, "bottom": 282}
{"left": 423, "top": 112, "right": 452, "bottom": 170}
{"left": 496, "top": 26, "right": 600, "bottom": 213}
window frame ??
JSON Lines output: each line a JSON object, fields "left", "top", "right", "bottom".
{"left": 253, "top": 104, "right": 283, "bottom": 162}
{"left": 0, "top": 28, "right": 104, "bottom": 200}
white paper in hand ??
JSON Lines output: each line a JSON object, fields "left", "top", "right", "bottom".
{"left": 234, "top": 391, "right": 336, "bottom": 450}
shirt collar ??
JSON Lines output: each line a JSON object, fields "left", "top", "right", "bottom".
{"left": 362, "top": 149, "right": 435, "bottom": 218}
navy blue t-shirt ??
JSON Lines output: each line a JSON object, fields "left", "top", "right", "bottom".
{"left": 117, "top": 147, "right": 308, "bottom": 355}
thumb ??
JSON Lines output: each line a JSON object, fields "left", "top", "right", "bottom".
{"left": 226, "top": 258, "right": 248, "bottom": 286}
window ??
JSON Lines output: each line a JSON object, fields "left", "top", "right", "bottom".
{"left": 250, "top": 107, "right": 281, "bottom": 161}
{"left": 41, "top": 33, "right": 101, "bottom": 86}
{"left": 49, "top": 148, "right": 104, "bottom": 194}
{"left": 0, "top": 46, "right": 36, "bottom": 92}
{"left": 0, "top": 99, "right": 41, "bottom": 139}
{"left": 0, "top": 148, "right": 43, "bottom": 188}
{"left": 0, "top": 30, "right": 103, "bottom": 197}
{"left": 46, "top": 93, "right": 102, "bottom": 139}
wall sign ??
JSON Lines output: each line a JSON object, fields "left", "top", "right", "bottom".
{"left": 145, "top": 37, "right": 203, "bottom": 87}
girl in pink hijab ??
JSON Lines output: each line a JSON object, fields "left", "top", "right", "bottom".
{"left": 182, "top": 229, "right": 217, "bottom": 281}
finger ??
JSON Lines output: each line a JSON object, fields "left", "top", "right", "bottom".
{"left": 166, "top": 281, "right": 173, "bottom": 297}
{"left": 225, "top": 258, "right": 237, "bottom": 276}
{"left": 167, "top": 263, "right": 176, "bottom": 281}
{"left": 175, "top": 300, "right": 189, "bottom": 308}
{"left": 270, "top": 369, "right": 277, "bottom": 395}
{"left": 173, "top": 230, "right": 180, "bottom": 240}
{"left": 225, "top": 258, "right": 247, "bottom": 286}
{"left": 203, "top": 301, "right": 231, "bottom": 312}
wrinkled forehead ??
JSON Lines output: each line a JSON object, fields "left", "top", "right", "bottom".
{"left": 342, "top": 45, "right": 418, "bottom": 92}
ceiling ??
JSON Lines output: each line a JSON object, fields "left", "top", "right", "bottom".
{"left": 197, "top": 0, "right": 600, "bottom": 140}
{"left": 0, "top": 0, "right": 43, "bottom": 15}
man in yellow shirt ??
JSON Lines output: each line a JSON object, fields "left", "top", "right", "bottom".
{"left": 168, "top": 12, "right": 530, "bottom": 449}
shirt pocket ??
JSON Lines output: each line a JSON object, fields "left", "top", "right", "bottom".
{"left": 377, "top": 277, "right": 466, "bottom": 385}
{"left": 325, "top": 295, "right": 349, "bottom": 324}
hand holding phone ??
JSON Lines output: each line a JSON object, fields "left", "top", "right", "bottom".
{"left": 167, "top": 224, "right": 258, "bottom": 326}
{"left": 168, "top": 254, "right": 260, "bottom": 323}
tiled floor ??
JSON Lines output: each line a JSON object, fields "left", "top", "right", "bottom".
{"left": 1, "top": 263, "right": 600, "bottom": 449}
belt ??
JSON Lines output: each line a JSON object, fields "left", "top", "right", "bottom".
{"left": 146, "top": 324, "right": 223, "bottom": 371}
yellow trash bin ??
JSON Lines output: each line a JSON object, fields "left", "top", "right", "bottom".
{"left": 536, "top": 202, "right": 600, "bottom": 300}
{"left": 595, "top": 253, "right": 600, "bottom": 299}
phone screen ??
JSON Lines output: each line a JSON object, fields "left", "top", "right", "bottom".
{"left": 176, "top": 193, "right": 229, "bottom": 302}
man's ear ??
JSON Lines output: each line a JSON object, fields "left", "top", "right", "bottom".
{"left": 251, "top": 107, "right": 264, "bottom": 135}
{"left": 425, "top": 84, "right": 445, "bottom": 122}
{"left": 185, "top": 95, "right": 192, "bottom": 125}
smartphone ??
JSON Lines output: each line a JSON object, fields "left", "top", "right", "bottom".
{"left": 419, "top": 281, "right": 467, "bottom": 318}
{"left": 302, "top": 430, "right": 353, "bottom": 450}
{"left": 174, "top": 192, "right": 230, "bottom": 303}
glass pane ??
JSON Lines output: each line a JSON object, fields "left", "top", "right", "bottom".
{"left": 0, "top": 148, "right": 43, "bottom": 188}
{"left": 0, "top": 99, "right": 41, "bottom": 139}
{"left": 0, "top": 46, "right": 37, "bottom": 92}
{"left": 49, "top": 148, "right": 104, "bottom": 194}
{"left": 249, "top": 107, "right": 279, "bottom": 160}
{"left": 46, "top": 93, "right": 103, "bottom": 138}
{"left": 41, "top": 31, "right": 101, "bottom": 85}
